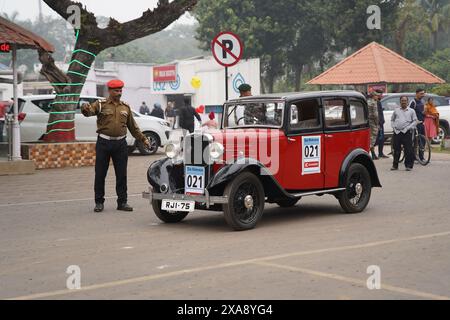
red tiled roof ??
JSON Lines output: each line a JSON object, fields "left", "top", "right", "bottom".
{"left": 308, "top": 42, "right": 445, "bottom": 85}
{"left": 0, "top": 16, "right": 54, "bottom": 52}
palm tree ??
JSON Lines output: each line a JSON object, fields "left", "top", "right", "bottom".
{"left": 420, "top": 0, "right": 450, "bottom": 51}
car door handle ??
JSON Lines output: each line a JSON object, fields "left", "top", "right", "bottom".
{"left": 288, "top": 138, "right": 296, "bottom": 142}
{"left": 325, "top": 134, "right": 334, "bottom": 138}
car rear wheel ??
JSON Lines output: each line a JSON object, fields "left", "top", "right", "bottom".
{"left": 152, "top": 200, "right": 188, "bottom": 223}
{"left": 223, "top": 172, "right": 265, "bottom": 231}
{"left": 432, "top": 125, "right": 448, "bottom": 145}
{"left": 338, "top": 163, "right": 372, "bottom": 214}
{"left": 138, "top": 132, "right": 159, "bottom": 155}
{"left": 276, "top": 197, "right": 300, "bottom": 208}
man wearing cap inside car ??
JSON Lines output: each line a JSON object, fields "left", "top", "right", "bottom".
{"left": 82, "top": 79, "right": 150, "bottom": 213}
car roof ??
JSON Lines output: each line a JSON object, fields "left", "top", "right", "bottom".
{"left": 381, "top": 93, "right": 443, "bottom": 98}
{"left": 227, "top": 90, "right": 366, "bottom": 103}
{"left": 20, "top": 94, "right": 104, "bottom": 100}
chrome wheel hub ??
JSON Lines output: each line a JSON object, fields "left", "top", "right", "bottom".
{"left": 355, "top": 183, "right": 363, "bottom": 195}
{"left": 244, "top": 195, "right": 254, "bottom": 210}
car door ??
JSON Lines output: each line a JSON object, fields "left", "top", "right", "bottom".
{"left": 283, "top": 98, "right": 324, "bottom": 191}
{"left": 323, "top": 97, "right": 353, "bottom": 188}
{"left": 21, "top": 98, "right": 52, "bottom": 142}
{"left": 75, "top": 98, "right": 98, "bottom": 141}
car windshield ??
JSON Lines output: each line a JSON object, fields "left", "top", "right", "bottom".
{"left": 224, "top": 101, "right": 284, "bottom": 128}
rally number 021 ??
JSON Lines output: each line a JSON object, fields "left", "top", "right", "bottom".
{"left": 187, "top": 175, "right": 203, "bottom": 189}
{"left": 304, "top": 145, "right": 319, "bottom": 158}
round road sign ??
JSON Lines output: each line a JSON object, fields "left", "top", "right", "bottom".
{"left": 211, "top": 31, "right": 244, "bottom": 67}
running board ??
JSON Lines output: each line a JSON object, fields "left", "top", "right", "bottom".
{"left": 289, "top": 188, "right": 346, "bottom": 198}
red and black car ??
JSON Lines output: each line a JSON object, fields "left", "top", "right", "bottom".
{"left": 143, "top": 91, "right": 381, "bottom": 231}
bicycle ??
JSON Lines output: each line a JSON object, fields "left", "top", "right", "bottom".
{"left": 390, "top": 126, "right": 431, "bottom": 166}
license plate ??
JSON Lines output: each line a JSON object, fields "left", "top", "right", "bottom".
{"left": 185, "top": 166, "right": 205, "bottom": 195}
{"left": 161, "top": 200, "right": 195, "bottom": 212}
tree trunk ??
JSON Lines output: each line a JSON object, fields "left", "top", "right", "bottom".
{"left": 40, "top": 31, "right": 100, "bottom": 142}
{"left": 294, "top": 65, "right": 303, "bottom": 92}
{"left": 260, "top": 74, "right": 266, "bottom": 94}
{"left": 39, "top": 0, "right": 198, "bottom": 142}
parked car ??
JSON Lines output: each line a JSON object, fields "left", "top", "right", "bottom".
{"left": 16, "top": 95, "right": 171, "bottom": 155}
{"left": 381, "top": 93, "right": 450, "bottom": 144}
{"left": 143, "top": 91, "right": 382, "bottom": 231}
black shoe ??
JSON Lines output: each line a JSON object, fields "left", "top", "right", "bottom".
{"left": 379, "top": 154, "right": 389, "bottom": 159}
{"left": 390, "top": 167, "right": 398, "bottom": 171}
{"left": 94, "top": 203, "right": 104, "bottom": 212}
{"left": 406, "top": 167, "right": 413, "bottom": 171}
{"left": 117, "top": 203, "right": 133, "bottom": 212}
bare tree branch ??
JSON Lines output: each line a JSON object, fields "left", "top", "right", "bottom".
{"left": 103, "top": 0, "right": 198, "bottom": 47}
{"left": 38, "top": 49, "right": 70, "bottom": 94}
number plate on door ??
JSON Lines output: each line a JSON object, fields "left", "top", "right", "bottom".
{"left": 185, "top": 166, "right": 205, "bottom": 195}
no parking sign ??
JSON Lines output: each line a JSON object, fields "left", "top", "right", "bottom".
{"left": 211, "top": 31, "right": 243, "bottom": 67}
{"left": 211, "top": 31, "right": 244, "bottom": 100}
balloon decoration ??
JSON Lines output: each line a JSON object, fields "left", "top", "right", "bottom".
{"left": 196, "top": 105, "right": 205, "bottom": 114}
{"left": 190, "top": 76, "right": 201, "bottom": 89}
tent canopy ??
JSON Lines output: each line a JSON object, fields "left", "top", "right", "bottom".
{"left": 308, "top": 42, "right": 445, "bottom": 85}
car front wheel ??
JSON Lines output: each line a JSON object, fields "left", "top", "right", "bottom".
{"left": 338, "top": 163, "right": 372, "bottom": 213}
{"left": 138, "top": 132, "right": 160, "bottom": 155}
{"left": 223, "top": 172, "right": 265, "bottom": 231}
{"left": 152, "top": 200, "right": 188, "bottom": 223}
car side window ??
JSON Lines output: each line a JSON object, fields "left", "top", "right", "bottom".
{"left": 324, "top": 99, "right": 349, "bottom": 128}
{"left": 289, "top": 98, "right": 321, "bottom": 132}
{"left": 31, "top": 99, "right": 53, "bottom": 113}
{"left": 349, "top": 99, "right": 367, "bottom": 127}
{"left": 381, "top": 97, "right": 400, "bottom": 111}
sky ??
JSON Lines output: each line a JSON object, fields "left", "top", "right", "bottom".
{"left": 0, "top": 0, "right": 195, "bottom": 23}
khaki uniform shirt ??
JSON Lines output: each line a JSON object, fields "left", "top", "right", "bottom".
{"left": 367, "top": 98, "right": 380, "bottom": 147}
{"left": 82, "top": 98, "right": 147, "bottom": 143}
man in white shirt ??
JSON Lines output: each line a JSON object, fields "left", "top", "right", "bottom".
{"left": 391, "top": 96, "right": 419, "bottom": 171}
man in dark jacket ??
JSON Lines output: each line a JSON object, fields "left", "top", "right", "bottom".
{"left": 150, "top": 103, "right": 165, "bottom": 119}
{"left": 374, "top": 90, "right": 388, "bottom": 158}
{"left": 179, "top": 99, "right": 201, "bottom": 134}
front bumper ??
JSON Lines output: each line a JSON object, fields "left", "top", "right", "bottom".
{"left": 142, "top": 187, "right": 228, "bottom": 209}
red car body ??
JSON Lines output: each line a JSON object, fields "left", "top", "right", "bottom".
{"left": 144, "top": 91, "right": 381, "bottom": 231}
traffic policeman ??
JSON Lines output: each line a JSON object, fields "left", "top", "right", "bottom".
{"left": 82, "top": 79, "right": 150, "bottom": 213}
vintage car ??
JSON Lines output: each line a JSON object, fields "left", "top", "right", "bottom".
{"left": 143, "top": 91, "right": 382, "bottom": 231}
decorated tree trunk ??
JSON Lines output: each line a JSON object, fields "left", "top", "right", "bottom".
{"left": 39, "top": 0, "right": 198, "bottom": 142}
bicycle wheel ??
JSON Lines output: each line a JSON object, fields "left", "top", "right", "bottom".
{"left": 417, "top": 134, "right": 431, "bottom": 166}
{"left": 390, "top": 138, "right": 404, "bottom": 163}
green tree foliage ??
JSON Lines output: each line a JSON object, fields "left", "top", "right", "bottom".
{"left": 422, "top": 48, "right": 450, "bottom": 82}
{"left": 0, "top": 14, "right": 205, "bottom": 72}
{"left": 194, "top": 0, "right": 403, "bottom": 92}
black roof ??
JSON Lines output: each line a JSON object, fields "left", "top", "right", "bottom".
{"left": 227, "top": 90, "right": 366, "bottom": 103}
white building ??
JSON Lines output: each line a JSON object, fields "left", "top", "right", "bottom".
{"left": 82, "top": 56, "right": 260, "bottom": 112}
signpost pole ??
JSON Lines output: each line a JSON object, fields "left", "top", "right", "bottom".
{"left": 11, "top": 44, "right": 21, "bottom": 160}
{"left": 225, "top": 66, "right": 228, "bottom": 101}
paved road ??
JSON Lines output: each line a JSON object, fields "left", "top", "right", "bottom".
{"left": 1, "top": 151, "right": 450, "bottom": 300}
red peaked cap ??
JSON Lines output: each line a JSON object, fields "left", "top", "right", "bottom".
{"left": 107, "top": 79, "right": 124, "bottom": 89}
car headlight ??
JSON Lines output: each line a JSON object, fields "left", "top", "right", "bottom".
{"left": 209, "top": 142, "right": 224, "bottom": 160}
{"left": 165, "top": 143, "right": 180, "bottom": 159}
{"left": 158, "top": 120, "right": 170, "bottom": 127}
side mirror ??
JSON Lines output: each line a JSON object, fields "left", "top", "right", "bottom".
{"left": 290, "top": 105, "right": 298, "bottom": 125}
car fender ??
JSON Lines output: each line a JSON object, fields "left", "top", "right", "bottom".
{"left": 339, "top": 149, "right": 382, "bottom": 188}
{"left": 208, "top": 158, "right": 294, "bottom": 199}
{"left": 147, "top": 157, "right": 184, "bottom": 193}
